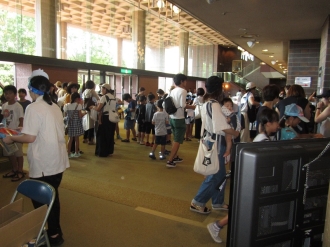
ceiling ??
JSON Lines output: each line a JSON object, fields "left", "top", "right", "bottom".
{"left": 170, "top": 0, "right": 330, "bottom": 74}
{"left": 1, "top": 0, "right": 329, "bottom": 76}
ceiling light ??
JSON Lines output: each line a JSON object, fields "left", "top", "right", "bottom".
{"left": 271, "top": 60, "right": 276, "bottom": 65}
{"left": 247, "top": 40, "right": 255, "bottom": 48}
{"left": 260, "top": 62, "right": 266, "bottom": 65}
{"left": 269, "top": 55, "right": 274, "bottom": 58}
{"left": 169, "top": 4, "right": 180, "bottom": 14}
{"left": 157, "top": 0, "right": 165, "bottom": 8}
{"left": 262, "top": 49, "right": 268, "bottom": 52}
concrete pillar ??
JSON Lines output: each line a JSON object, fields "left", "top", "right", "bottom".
{"left": 132, "top": 10, "right": 146, "bottom": 70}
{"left": 159, "top": 46, "right": 165, "bottom": 72}
{"left": 317, "top": 15, "right": 330, "bottom": 95}
{"left": 35, "top": 0, "right": 56, "bottom": 58}
{"left": 117, "top": 38, "right": 123, "bottom": 67}
{"left": 179, "top": 31, "right": 189, "bottom": 75}
{"left": 59, "top": 22, "right": 67, "bottom": 59}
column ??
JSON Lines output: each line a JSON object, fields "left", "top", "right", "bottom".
{"left": 35, "top": 0, "right": 56, "bottom": 58}
{"left": 179, "top": 31, "right": 189, "bottom": 75}
{"left": 132, "top": 10, "right": 146, "bottom": 70}
{"left": 59, "top": 22, "right": 67, "bottom": 59}
{"left": 117, "top": 38, "right": 123, "bottom": 67}
{"left": 317, "top": 15, "right": 330, "bottom": 95}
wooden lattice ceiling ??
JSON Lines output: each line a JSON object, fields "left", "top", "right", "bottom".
{"left": 0, "top": 0, "right": 236, "bottom": 48}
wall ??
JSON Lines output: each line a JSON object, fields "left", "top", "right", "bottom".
{"left": 32, "top": 65, "right": 78, "bottom": 84}
{"left": 286, "top": 39, "right": 321, "bottom": 95}
{"left": 139, "top": 75, "right": 158, "bottom": 97}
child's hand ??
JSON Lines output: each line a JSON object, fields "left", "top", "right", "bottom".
{"left": 226, "top": 117, "right": 231, "bottom": 123}
{"left": 223, "top": 151, "right": 230, "bottom": 157}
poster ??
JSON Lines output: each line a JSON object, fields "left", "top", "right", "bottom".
{"left": 295, "top": 77, "right": 311, "bottom": 87}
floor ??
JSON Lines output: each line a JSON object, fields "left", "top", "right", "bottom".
{"left": 0, "top": 122, "right": 230, "bottom": 247}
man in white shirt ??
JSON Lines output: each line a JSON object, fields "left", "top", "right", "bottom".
{"left": 166, "top": 74, "right": 195, "bottom": 168}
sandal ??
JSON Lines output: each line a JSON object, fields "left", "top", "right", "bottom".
{"left": 11, "top": 171, "right": 25, "bottom": 182}
{"left": 3, "top": 170, "right": 16, "bottom": 178}
{"left": 190, "top": 203, "right": 211, "bottom": 214}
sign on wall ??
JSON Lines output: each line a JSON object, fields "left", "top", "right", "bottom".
{"left": 295, "top": 77, "right": 311, "bottom": 87}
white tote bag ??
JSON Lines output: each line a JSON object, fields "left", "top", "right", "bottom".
{"left": 194, "top": 103, "right": 202, "bottom": 119}
{"left": 193, "top": 134, "right": 219, "bottom": 176}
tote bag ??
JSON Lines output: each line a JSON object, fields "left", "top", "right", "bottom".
{"left": 194, "top": 103, "right": 202, "bottom": 119}
{"left": 105, "top": 95, "right": 120, "bottom": 123}
{"left": 193, "top": 100, "right": 219, "bottom": 176}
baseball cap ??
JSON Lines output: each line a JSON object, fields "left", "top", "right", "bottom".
{"left": 284, "top": 103, "right": 309, "bottom": 122}
{"left": 246, "top": 82, "right": 256, "bottom": 90}
{"left": 316, "top": 90, "right": 330, "bottom": 98}
{"left": 101, "top": 84, "right": 111, "bottom": 91}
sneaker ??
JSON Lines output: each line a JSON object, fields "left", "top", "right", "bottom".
{"left": 117, "top": 135, "right": 122, "bottom": 140}
{"left": 160, "top": 150, "right": 171, "bottom": 155}
{"left": 149, "top": 153, "right": 156, "bottom": 160}
{"left": 173, "top": 156, "right": 183, "bottom": 163}
{"left": 68, "top": 153, "right": 75, "bottom": 159}
{"left": 145, "top": 142, "right": 150, "bottom": 146}
{"left": 166, "top": 160, "right": 176, "bottom": 168}
{"left": 73, "top": 152, "right": 81, "bottom": 158}
{"left": 159, "top": 155, "right": 166, "bottom": 160}
{"left": 121, "top": 139, "right": 130, "bottom": 142}
{"left": 132, "top": 138, "right": 137, "bottom": 141}
{"left": 207, "top": 223, "right": 222, "bottom": 243}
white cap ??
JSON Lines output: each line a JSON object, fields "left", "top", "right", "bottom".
{"left": 246, "top": 82, "right": 256, "bottom": 90}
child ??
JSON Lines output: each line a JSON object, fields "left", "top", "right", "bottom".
{"left": 17, "top": 88, "right": 31, "bottom": 113}
{"left": 1, "top": 85, "right": 25, "bottom": 181}
{"left": 121, "top": 93, "right": 137, "bottom": 142}
{"left": 145, "top": 93, "right": 157, "bottom": 146}
{"left": 279, "top": 103, "right": 322, "bottom": 140}
{"left": 185, "top": 96, "right": 194, "bottom": 141}
{"left": 63, "top": 92, "right": 86, "bottom": 158}
{"left": 136, "top": 95, "right": 146, "bottom": 145}
{"left": 149, "top": 99, "right": 169, "bottom": 160}
{"left": 253, "top": 108, "right": 279, "bottom": 142}
{"left": 220, "top": 98, "right": 241, "bottom": 158}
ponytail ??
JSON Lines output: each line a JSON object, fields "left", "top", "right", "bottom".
{"left": 43, "top": 92, "right": 53, "bottom": 105}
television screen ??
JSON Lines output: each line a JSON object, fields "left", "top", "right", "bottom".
{"left": 228, "top": 138, "right": 330, "bottom": 247}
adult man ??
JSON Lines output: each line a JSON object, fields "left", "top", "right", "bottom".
{"left": 166, "top": 73, "right": 195, "bottom": 168}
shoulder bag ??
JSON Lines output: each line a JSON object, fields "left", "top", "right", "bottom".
{"left": 105, "top": 95, "right": 120, "bottom": 123}
{"left": 193, "top": 100, "right": 219, "bottom": 176}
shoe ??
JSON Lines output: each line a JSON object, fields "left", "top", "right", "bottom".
{"left": 121, "top": 139, "right": 130, "bottom": 142}
{"left": 68, "top": 153, "right": 75, "bottom": 159}
{"left": 132, "top": 138, "right": 137, "bottom": 141}
{"left": 11, "top": 171, "right": 25, "bottom": 182}
{"left": 73, "top": 152, "right": 81, "bottom": 158}
{"left": 160, "top": 150, "right": 171, "bottom": 155}
{"left": 48, "top": 234, "right": 64, "bottom": 246}
{"left": 212, "top": 204, "right": 229, "bottom": 211}
{"left": 159, "top": 155, "right": 166, "bottom": 160}
{"left": 150, "top": 142, "right": 154, "bottom": 147}
{"left": 149, "top": 153, "right": 156, "bottom": 160}
{"left": 190, "top": 203, "right": 211, "bottom": 214}
{"left": 145, "top": 142, "right": 150, "bottom": 146}
{"left": 207, "top": 223, "right": 222, "bottom": 243}
{"left": 166, "top": 160, "right": 176, "bottom": 168}
{"left": 140, "top": 141, "right": 145, "bottom": 145}
{"left": 117, "top": 135, "right": 122, "bottom": 140}
{"left": 173, "top": 156, "right": 183, "bottom": 163}
{"left": 3, "top": 170, "right": 16, "bottom": 178}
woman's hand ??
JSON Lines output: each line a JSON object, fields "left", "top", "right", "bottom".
{"left": 3, "top": 135, "right": 13, "bottom": 144}
{"left": 317, "top": 101, "right": 324, "bottom": 110}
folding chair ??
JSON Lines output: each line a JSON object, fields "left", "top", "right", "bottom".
{"left": 10, "top": 179, "right": 55, "bottom": 247}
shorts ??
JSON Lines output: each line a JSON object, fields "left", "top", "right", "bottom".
{"left": 138, "top": 122, "right": 146, "bottom": 132}
{"left": 145, "top": 122, "right": 155, "bottom": 135}
{"left": 170, "top": 118, "right": 186, "bottom": 144}
{"left": 124, "top": 119, "right": 135, "bottom": 130}
{"left": 155, "top": 135, "right": 167, "bottom": 145}
{"left": 3, "top": 142, "right": 23, "bottom": 157}
{"left": 166, "top": 124, "right": 172, "bottom": 135}
{"left": 185, "top": 117, "right": 194, "bottom": 124}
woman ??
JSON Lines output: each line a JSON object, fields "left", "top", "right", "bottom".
{"left": 92, "top": 84, "right": 116, "bottom": 157}
{"left": 240, "top": 82, "right": 260, "bottom": 142}
{"left": 276, "top": 84, "right": 310, "bottom": 134}
{"left": 190, "top": 76, "right": 239, "bottom": 214}
{"left": 193, "top": 87, "right": 205, "bottom": 139}
{"left": 82, "top": 80, "right": 99, "bottom": 144}
{"left": 3, "top": 69, "right": 69, "bottom": 246}
{"left": 314, "top": 90, "right": 330, "bottom": 137}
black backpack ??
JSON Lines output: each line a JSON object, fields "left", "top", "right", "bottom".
{"left": 164, "top": 96, "right": 177, "bottom": 115}
{"left": 247, "top": 103, "right": 257, "bottom": 123}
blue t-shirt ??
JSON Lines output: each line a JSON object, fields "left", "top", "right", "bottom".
{"left": 280, "top": 126, "right": 298, "bottom": 140}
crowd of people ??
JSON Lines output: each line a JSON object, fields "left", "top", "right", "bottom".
{"left": 1, "top": 69, "right": 329, "bottom": 245}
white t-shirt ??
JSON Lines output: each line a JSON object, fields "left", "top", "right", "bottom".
{"left": 2, "top": 102, "right": 24, "bottom": 129}
{"left": 99, "top": 93, "right": 116, "bottom": 114}
{"left": 169, "top": 87, "right": 187, "bottom": 119}
{"left": 152, "top": 111, "right": 168, "bottom": 136}
{"left": 202, "top": 101, "right": 230, "bottom": 136}
{"left": 63, "top": 102, "right": 83, "bottom": 112}
{"left": 21, "top": 96, "right": 70, "bottom": 178}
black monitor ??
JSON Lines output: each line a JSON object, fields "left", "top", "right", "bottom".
{"left": 228, "top": 138, "right": 330, "bottom": 247}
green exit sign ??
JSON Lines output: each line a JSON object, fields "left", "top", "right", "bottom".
{"left": 120, "top": 68, "right": 132, "bottom": 74}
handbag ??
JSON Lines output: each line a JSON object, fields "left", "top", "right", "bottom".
{"left": 195, "top": 103, "right": 202, "bottom": 119}
{"left": 104, "top": 95, "right": 120, "bottom": 123}
{"left": 90, "top": 108, "right": 98, "bottom": 121}
{"left": 193, "top": 100, "right": 220, "bottom": 176}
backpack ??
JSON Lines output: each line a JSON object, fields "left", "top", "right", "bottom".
{"left": 243, "top": 93, "right": 257, "bottom": 123}
{"left": 164, "top": 96, "right": 177, "bottom": 115}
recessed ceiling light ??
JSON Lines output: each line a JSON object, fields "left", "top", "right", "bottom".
{"left": 260, "top": 62, "right": 266, "bottom": 65}
{"left": 262, "top": 49, "right": 268, "bottom": 52}
{"left": 278, "top": 63, "right": 282, "bottom": 66}
{"left": 269, "top": 55, "right": 274, "bottom": 58}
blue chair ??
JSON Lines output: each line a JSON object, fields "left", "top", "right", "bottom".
{"left": 10, "top": 179, "right": 55, "bottom": 247}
